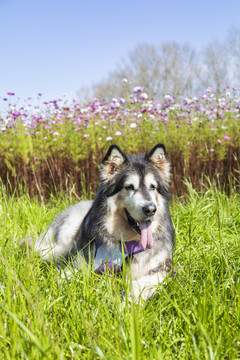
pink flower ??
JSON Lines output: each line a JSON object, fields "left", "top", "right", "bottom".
{"left": 224, "top": 135, "right": 230, "bottom": 140}
{"left": 210, "top": 148, "right": 215, "bottom": 152}
{"left": 217, "top": 139, "right": 222, "bottom": 143}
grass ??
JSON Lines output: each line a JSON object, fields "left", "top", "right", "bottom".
{"left": 0, "top": 182, "right": 239, "bottom": 359}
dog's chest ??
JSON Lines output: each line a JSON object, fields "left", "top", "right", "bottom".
{"left": 94, "top": 241, "right": 143, "bottom": 274}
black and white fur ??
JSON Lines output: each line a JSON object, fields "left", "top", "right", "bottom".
{"left": 28, "top": 144, "right": 175, "bottom": 300}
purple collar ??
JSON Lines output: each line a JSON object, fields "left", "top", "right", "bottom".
{"left": 95, "top": 240, "right": 144, "bottom": 275}
{"left": 96, "top": 239, "right": 143, "bottom": 254}
{"left": 122, "top": 240, "right": 144, "bottom": 255}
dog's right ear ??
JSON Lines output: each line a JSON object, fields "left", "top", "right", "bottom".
{"left": 100, "top": 145, "right": 127, "bottom": 182}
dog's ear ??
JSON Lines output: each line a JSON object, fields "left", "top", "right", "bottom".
{"left": 147, "top": 144, "right": 170, "bottom": 181}
{"left": 100, "top": 145, "right": 127, "bottom": 182}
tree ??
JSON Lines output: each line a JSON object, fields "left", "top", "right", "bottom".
{"left": 200, "top": 41, "right": 230, "bottom": 92}
{"left": 77, "top": 30, "right": 240, "bottom": 103}
{"left": 227, "top": 27, "right": 240, "bottom": 86}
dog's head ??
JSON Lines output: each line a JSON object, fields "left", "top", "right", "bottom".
{"left": 100, "top": 144, "right": 171, "bottom": 249}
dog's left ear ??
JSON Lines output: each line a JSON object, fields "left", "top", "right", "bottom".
{"left": 147, "top": 144, "right": 170, "bottom": 180}
{"left": 100, "top": 145, "right": 127, "bottom": 182}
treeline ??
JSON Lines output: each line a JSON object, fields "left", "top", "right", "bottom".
{"left": 78, "top": 28, "right": 240, "bottom": 103}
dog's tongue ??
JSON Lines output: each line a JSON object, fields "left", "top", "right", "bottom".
{"left": 140, "top": 221, "right": 153, "bottom": 250}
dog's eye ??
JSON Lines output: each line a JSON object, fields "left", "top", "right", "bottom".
{"left": 125, "top": 184, "right": 134, "bottom": 191}
{"left": 150, "top": 184, "right": 156, "bottom": 190}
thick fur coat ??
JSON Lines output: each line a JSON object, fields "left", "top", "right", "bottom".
{"left": 29, "top": 144, "right": 175, "bottom": 300}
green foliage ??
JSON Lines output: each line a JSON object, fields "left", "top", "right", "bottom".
{"left": 0, "top": 183, "right": 239, "bottom": 359}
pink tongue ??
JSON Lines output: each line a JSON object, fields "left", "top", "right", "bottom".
{"left": 140, "top": 221, "right": 153, "bottom": 250}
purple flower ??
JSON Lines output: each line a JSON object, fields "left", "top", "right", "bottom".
{"left": 206, "top": 87, "right": 214, "bottom": 93}
{"left": 224, "top": 135, "right": 230, "bottom": 140}
{"left": 186, "top": 141, "right": 190, "bottom": 146}
{"left": 133, "top": 86, "right": 143, "bottom": 94}
{"left": 183, "top": 98, "right": 190, "bottom": 106}
{"left": 7, "top": 92, "right": 15, "bottom": 96}
{"left": 217, "top": 139, "right": 222, "bottom": 143}
{"left": 210, "top": 148, "right": 215, "bottom": 152}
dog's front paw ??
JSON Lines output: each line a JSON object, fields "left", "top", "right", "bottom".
{"left": 130, "top": 280, "right": 156, "bottom": 302}
{"left": 131, "top": 280, "right": 141, "bottom": 300}
{"left": 130, "top": 273, "right": 165, "bottom": 302}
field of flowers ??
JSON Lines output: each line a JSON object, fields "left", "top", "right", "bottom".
{"left": 0, "top": 84, "right": 240, "bottom": 198}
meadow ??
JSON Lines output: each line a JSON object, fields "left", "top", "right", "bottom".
{"left": 0, "top": 182, "right": 239, "bottom": 359}
{"left": 0, "top": 84, "right": 240, "bottom": 359}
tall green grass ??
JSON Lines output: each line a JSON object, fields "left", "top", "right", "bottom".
{"left": 0, "top": 183, "right": 239, "bottom": 359}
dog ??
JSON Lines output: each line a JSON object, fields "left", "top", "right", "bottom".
{"left": 27, "top": 144, "right": 175, "bottom": 301}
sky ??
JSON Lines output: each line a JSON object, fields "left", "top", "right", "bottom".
{"left": 0, "top": 0, "right": 239, "bottom": 102}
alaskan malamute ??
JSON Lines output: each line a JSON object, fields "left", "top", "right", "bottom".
{"left": 29, "top": 144, "right": 175, "bottom": 300}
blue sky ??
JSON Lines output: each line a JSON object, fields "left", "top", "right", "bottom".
{"left": 0, "top": 0, "right": 239, "bottom": 101}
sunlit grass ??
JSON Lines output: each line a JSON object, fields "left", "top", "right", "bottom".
{"left": 0, "top": 183, "right": 239, "bottom": 359}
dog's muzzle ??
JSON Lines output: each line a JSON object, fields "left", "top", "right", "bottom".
{"left": 125, "top": 209, "right": 141, "bottom": 235}
{"left": 125, "top": 209, "right": 153, "bottom": 250}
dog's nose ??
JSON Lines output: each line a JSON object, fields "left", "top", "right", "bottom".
{"left": 142, "top": 203, "right": 157, "bottom": 216}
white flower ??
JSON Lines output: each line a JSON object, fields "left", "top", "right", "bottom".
{"left": 106, "top": 136, "right": 113, "bottom": 141}
{"left": 139, "top": 92, "right": 148, "bottom": 100}
{"left": 130, "top": 123, "right": 137, "bottom": 128}
{"left": 115, "top": 131, "right": 122, "bottom": 136}
{"left": 121, "top": 78, "right": 128, "bottom": 83}
{"left": 133, "top": 86, "right": 143, "bottom": 94}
